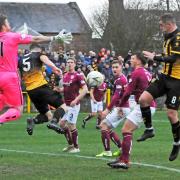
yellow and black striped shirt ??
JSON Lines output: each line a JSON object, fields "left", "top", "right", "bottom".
{"left": 162, "top": 29, "right": 180, "bottom": 79}
{"left": 18, "top": 52, "right": 47, "bottom": 91}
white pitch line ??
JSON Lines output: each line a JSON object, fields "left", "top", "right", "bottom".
{"left": 0, "top": 148, "right": 180, "bottom": 173}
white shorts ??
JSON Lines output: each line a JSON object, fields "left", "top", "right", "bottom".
{"left": 128, "top": 95, "right": 137, "bottom": 110}
{"left": 62, "top": 104, "right": 80, "bottom": 124}
{"left": 127, "top": 104, "right": 156, "bottom": 128}
{"left": 91, "top": 99, "right": 103, "bottom": 113}
{"left": 103, "top": 107, "right": 131, "bottom": 128}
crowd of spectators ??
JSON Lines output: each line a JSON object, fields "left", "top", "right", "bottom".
{"left": 18, "top": 47, "right": 163, "bottom": 91}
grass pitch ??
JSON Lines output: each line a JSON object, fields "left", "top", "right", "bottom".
{"left": 0, "top": 111, "right": 180, "bottom": 180}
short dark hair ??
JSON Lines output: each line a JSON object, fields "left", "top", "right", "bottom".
{"left": 133, "top": 52, "right": 147, "bottom": 66}
{"left": 29, "top": 43, "right": 42, "bottom": 50}
{"left": 0, "top": 14, "right": 7, "bottom": 31}
{"left": 112, "top": 59, "right": 122, "bottom": 66}
{"left": 67, "top": 57, "right": 76, "bottom": 63}
{"left": 160, "top": 13, "right": 176, "bottom": 24}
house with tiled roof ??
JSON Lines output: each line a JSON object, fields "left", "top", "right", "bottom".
{"left": 0, "top": 2, "right": 93, "bottom": 51}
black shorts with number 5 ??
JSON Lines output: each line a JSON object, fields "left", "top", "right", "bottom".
{"left": 146, "top": 73, "right": 180, "bottom": 110}
{"left": 27, "top": 84, "right": 64, "bottom": 114}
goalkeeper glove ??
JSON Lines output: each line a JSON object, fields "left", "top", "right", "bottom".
{"left": 51, "top": 29, "right": 73, "bottom": 44}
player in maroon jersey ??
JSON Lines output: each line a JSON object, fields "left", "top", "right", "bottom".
{"left": 82, "top": 81, "right": 107, "bottom": 129}
{"left": 96, "top": 60, "right": 130, "bottom": 157}
{"left": 50, "top": 57, "right": 88, "bottom": 153}
{"left": 108, "top": 52, "right": 156, "bottom": 169}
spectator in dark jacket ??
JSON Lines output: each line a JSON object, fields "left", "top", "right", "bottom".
{"left": 101, "top": 62, "right": 113, "bottom": 82}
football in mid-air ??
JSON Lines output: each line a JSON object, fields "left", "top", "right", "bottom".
{"left": 86, "top": 71, "right": 104, "bottom": 87}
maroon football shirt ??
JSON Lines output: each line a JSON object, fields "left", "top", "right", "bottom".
{"left": 63, "top": 72, "right": 86, "bottom": 106}
{"left": 93, "top": 82, "right": 107, "bottom": 102}
{"left": 120, "top": 67, "right": 156, "bottom": 107}
{"left": 107, "top": 74, "right": 129, "bottom": 110}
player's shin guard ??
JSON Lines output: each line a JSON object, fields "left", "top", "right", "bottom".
{"left": 137, "top": 106, "right": 155, "bottom": 142}
{"left": 171, "top": 121, "right": 180, "bottom": 143}
{"left": 119, "top": 132, "right": 132, "bottom": 163}
{"left": 140, "top": 106, "right": 152, "bottom": 128}
{"left": 64, "top": 127, "right": 73, "bottom": 145}
{"left": 101, "top": 130, "right": 110, "bottom": 151}
{"left": 53, "top": 107, "right": 66, "bottom": 123}
{"left": 0, "top": 108, "right": 21, "bottom": 123}
{"left": 109, "top": 130, "right": 121, "bottom": 148}
{"left": 71, "top": 129, "right": 78, "bottom": 148}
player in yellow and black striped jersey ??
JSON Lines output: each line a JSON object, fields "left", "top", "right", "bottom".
{"left": 138, "top": 13, "right": 180, "bottom": 162}
{"left": 19, "top": 49, "right": 48, "bottom": 91}
{"left": 18, "top": 43, "right": 67, "bottom": 135}
{"left": 161, "top": 30, "right": 180, "bottom": 79}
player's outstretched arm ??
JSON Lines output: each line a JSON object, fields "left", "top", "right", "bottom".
{"left": 31, "top": 29, "right": 73, "bottom": 44}
{"left": 143, "top": 50, "right": 178, "bottom": 63}
{"left": 31, "top": 35, "right": 51, "bottom": 43}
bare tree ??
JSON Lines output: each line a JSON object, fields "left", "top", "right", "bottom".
{"left": 172, "top": 0, "right": 180, "bottom": 10}
{"left": 103, "top": 0, "right": 126, "bottom": 53}
{"left": 175, "top": 0, "right": 180, "bottom": 10}
{"left": 102, "top": 0, "right": 162, "bottom": 55}
{"left": 158, "top": 0, "right": 180, "bottom": 11}
{"left": 90, "top": 0, "right": 179, "bottom": 55}
{"left": 89, "top": 2, "right": 108, "bottom": 38}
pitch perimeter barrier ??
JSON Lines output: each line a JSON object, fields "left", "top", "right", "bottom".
{"left": 22, "top": 89, "right": 112, "bottom": 113}
{"left": 22, "top": 90, "right": 166, "bottom": 113}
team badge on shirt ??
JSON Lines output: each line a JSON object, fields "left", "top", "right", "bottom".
{"left": 21, "top": 34, "right": 27, "bottom": 39}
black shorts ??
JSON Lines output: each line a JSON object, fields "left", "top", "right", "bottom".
{"left": 146, "top": 74, "right": 180, "bottom": 110}
{"left": 27, "top": 84, "right": 64, "bottom": 114}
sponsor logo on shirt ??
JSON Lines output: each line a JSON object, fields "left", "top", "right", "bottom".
{"left": 70, "top": 75, "right": 74, "bottom": 80}
{"left": 63, "top": 80, "right": 72, "bottom": 86}
{"left": 21, "top": 34, "right": 27, "bottom": 39}
{"left": 116, "top": 85, "right": 122, "bottom": 89}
